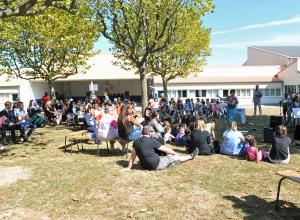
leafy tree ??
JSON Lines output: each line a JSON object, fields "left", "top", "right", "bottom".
{"left": 0, "top": 3, "right": 99, "bottom": 100}
{"left": 149, "top": 9, "right": 211, "bottom": 99}
{"left": 91, "top": 0, "right": 214, "bottom": 111}
{"left": 0, "top": 0, "right": 78, "bottom": 18}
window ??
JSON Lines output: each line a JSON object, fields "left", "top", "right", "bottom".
{"left": 236, "top": 90, "right": 240, "bottom": 97}
{"left": 264, "top": 89, "right": 270, "bottom": 96}
{"left": 196, "top": 90, "right": 200, "bottom": 97}
{"left": 213, "top": 90, "right": 218, "bottom": 97}
{"left": 223, "top": 90, "right": 228, "bottom": 97}
{"left": 276, "top": 88, "right": 281, "bottom": 96}
{"left": 158, "top": 91, "right": 164, "bottom": 98}
{"left": 207, "top": 90, "right": 212, "bottom": 97}
{"left": 270, "top": 89, "right": 275, "bottom": 96}
{"left": 182, "top": 90, "right": 187, "bottom": 98}
{"left": 189, "top": 90, "right": 196, "bottom": 97}
{"left": 202, "top": 90, "right": 206, "bottom": 97}
{"left": 246, "top": 89, "right": 251, "bottom": 96}
{"left": 178, "top": 90, "right": 182, "bottom": 97}
{"left": 285, "top": 85, "right": 296, "bottom": 94}
{"left": 241, "top": 89, "right": 245, "bottom": 97}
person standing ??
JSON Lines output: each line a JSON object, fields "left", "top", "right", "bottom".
{"left": 253, "top": 85, "right": 263, "bottom": 116}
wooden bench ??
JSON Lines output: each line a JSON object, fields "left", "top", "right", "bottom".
{"left": 275, "top": 170, "right": 300, "bottom": 211}
{"left": 64, "top": 130, "right": 92, "bottom": 154}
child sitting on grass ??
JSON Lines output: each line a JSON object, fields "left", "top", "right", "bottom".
{"left": 163, "top": 126, "right": 175, "bottom": 144}
{"left": 245, "top": 135, "right": 267, "bottom": 163}
{"left": 175, "top": 125, "right": 190, "bottom": 146}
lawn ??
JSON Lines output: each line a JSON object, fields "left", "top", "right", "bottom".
{"left": 0, "top": 106, "right": 300, "bottom": 219}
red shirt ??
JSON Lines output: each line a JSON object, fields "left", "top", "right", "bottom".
{"left": 41, "top": 96, "right": 50, "bottom": 104}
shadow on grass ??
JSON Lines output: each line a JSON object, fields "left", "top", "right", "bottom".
{"left": 224, "top": 195, "right": 300, "bottom": 219}
{"left": 63, "top": 147, "right": 129, "bottom": 157}
{"left": 116, "top": 159, "right": 142, "bottom": 170}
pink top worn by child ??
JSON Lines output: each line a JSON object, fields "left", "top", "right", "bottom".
{"left": 247, "top": 146, "right": 267, "bottom": 162}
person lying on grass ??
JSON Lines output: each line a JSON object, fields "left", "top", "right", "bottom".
{"left": 124, "top": 126, "right": 199, "bottom": 171}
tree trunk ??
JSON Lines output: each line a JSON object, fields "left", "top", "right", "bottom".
{"left": 48, "top": 80, "right": 56, "bottom": 103}
{"left": 162, "top": 78, "right": 168, "bottom": 100}
{"left": 139, "top": 67, "right": 148, "bottom": 113}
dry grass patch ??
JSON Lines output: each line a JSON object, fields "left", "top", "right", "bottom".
{"left": 0, "top": 106, "right": 299, "bottom": 219}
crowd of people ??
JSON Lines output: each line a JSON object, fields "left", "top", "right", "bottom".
{"left": 0, "top": 90, "right": 294, "bottom": 170}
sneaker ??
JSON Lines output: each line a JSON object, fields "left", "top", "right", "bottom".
{"left": 191, "top": 148, "right": 199, "bottom": 159}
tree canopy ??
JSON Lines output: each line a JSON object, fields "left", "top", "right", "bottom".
{"left": 0, "top": 0, "right": 78, "bottom": 18}
{"left": 148, "top": 8, "right": 211, "bottom": 99}
{"left": 92, "top": 0, "right": 214, "bottom": 110}
{"left": 0, "top": 2, "right": 99, "bottom": 100}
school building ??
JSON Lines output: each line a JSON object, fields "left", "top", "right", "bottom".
{"left": 1, "top": 46, "right": 300, "bottom": 109}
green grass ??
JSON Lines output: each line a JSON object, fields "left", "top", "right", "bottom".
{"left": 0, "top": 107, "right": 300, "bottom": 219}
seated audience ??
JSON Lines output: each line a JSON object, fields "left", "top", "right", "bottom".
{"left": 189, "top": 120, "right": 213, "bottom": 155}
{"left": 14, "top": 101, "right": 36, "bottom": 142}
{"left": 268, "top": 125, "right": 291, "bottom": 164}
{"left": 148, "top": 112, "right": 164, "bottom": 135}
{"left": 84, "top": 108, "right": 97, "bottom": 133}
{"left": 220, "top": 121, "right": 245, "bottom": 156}
{"left": 245, "top": 135, "right": 267, "bottom": 163}
{"left": 97, "top": 104, "right": 119, "bottom": 148}
{"left": 175, "top": 125, "right": 189, "bottom": 146}
{"left": 144, "top": 99, "right": 155, "bottom": 124}
{"left": 117, "top": 104, "right": 142, "bottom": 141}
{"left": 125, "top": 126, "right": 198, "bottom": 170}
{"left": 28, "top": 100, "right": 45, "bottom": 127}
{"left": 0, "top": 101, "right": 19, "bottom": 144}
{"left": 163, "top": 126, "right": 175, "bottom": 144}
{"left": 205, "top": 119, "right": 216, "bottom": 140}
{"left": 44, "top": 101, "right": 61, "bottom": 125}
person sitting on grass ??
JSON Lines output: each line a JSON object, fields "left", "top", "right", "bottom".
{"left": 220, "top": 121, "right": 246, "bottom": 156}
{"left": 175, "top": 125, "right": 189, "bottom": 146}
{"left": 245, "top": 135, "right": 267, "bottom": 163}
{"left": 268, "top": 125, "right": 291, "bottom": 164}
{"left": 189, "top": 119, "right": 214, "bottom": 155}
{"left": 124, "top": 126, "right": 199, "bottom": 171}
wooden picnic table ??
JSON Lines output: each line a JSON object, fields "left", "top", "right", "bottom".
{"left": 275, "top": 170, "right": 300, "bottom": 211}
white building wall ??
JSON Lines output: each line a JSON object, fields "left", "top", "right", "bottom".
{"left": 53, "top": 79, "right": 141, "bottom": 98}
{"left": 154, "top": 82, "right": 282, "bottom": 106}
{"left": 244, "top": 47, "right": 291, "bottom": 66}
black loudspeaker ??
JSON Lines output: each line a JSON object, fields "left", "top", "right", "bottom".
{"left": 264, "top": 127, "right": 274, "bottom": 143}
{"left": 270, "top": 116, "right": 283, "bottom": 131}
{"left": 294, "top": 125, "right": 300, "bottom": 141}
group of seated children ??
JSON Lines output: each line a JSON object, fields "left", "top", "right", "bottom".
{"left": 221, "top": 121, "right": 291, "bottom": 164}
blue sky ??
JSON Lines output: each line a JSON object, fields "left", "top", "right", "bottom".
{"left": 95, "top": 0, "right": 300, "bottom": 66}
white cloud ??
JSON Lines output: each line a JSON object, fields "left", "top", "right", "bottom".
{"left": 212, "top": 16, "right": 300, "bottom": 35}
{"left": 212, "top": 34, "right": 300, "bottom": 49}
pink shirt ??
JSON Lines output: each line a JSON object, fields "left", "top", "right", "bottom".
{"left": 247, "top": 146, "right": 262, "bottom": 161}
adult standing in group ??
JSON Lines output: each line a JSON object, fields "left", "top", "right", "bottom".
{"left": 253, "top": 85, "right": 263, "bottom": 116}
{"left": 226, "top": 90, "right": 239, "bottom": 122}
